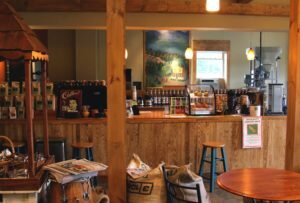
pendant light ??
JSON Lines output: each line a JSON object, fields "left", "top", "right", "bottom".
{"left": 246, "top": 48, "right": 255, "bottom": 61}
{"left": 206, "top": 0, "right": 220, "bottom": 12}
{"left": 185, "top": 47, "right": 193, "bottom": 59}
{"left": 125, "top": 48, "right": 128, "bottom": 59}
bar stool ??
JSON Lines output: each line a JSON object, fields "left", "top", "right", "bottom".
{"left": 71, "top": 126, "right": 97, "bottom": 187}
{"left": 198, "top": 141, "right": 228, "bottom": 192}
{"left": 71, "top": 142, "right": 94, "bottom": 161}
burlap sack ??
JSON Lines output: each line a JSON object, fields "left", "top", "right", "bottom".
{"left": 127, "top": 154, "right": 166, "bottom": 203}
{"left": 167, "top": 164, "right": 211, "bottom": 203}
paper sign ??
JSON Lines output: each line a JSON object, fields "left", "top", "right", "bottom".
{"left": 242, "top": 117, "right": 262, "bottom": 148}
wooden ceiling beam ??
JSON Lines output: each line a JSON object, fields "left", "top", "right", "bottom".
{"left": 11, "top": 0, "right": 289, "bottom": 17}
{"left": 236, "top": 0, "right": 254, "bottom": 4}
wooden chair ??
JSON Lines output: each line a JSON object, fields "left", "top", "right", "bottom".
{"left": 162, "top": 165, "right": 202, "bottom": 203}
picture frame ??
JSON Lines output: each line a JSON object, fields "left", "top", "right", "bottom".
{"left": 144, "top": 31, "right": 190, "bottom": 87}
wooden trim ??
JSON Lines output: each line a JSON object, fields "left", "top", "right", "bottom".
{"left": 106, "top": 0, "right": 126, "bottom": 202}
{"left": 192, "top": 40, "right": 230, "bottom": 87}
{"left": 25, "top": 60, "right": 35, "bottom": 176}
{"left": 285, "top": 0, "right": 300, "bottom": 171}
{"left": 41, "top": 61, "right": 49, "bottom": 158}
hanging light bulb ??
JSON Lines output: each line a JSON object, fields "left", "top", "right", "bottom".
{"left": 185, "top": 47, "right": 193, "bottom": 59}
{"left": 125, "top": 48, "right": 128, "bottom": 59}
{"left": 246, "top": 48, "right": 255, "bottom": 61}
{"left": 206, "top": 0, "right": 220, "bottom": 12}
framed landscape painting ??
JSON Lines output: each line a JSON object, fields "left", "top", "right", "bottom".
{"left": 144, "top": 31, "right": 189, "bottom": 87}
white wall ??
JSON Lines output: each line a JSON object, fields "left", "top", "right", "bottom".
{"left": 48, "top": 30, "right": 75, "bottom": 81}
{"left": 126, "top": 31, "right": 144, "bottom": 84}
{"left": 190, "top": 31, "right": 289, "bottom": 88}
{"left": 47, "top": 30, "right": 288, "bottom": 88}
{"left": 125, "top": 30, "right": 288, "bottom": 89}
{"left": 48, "top": 30, "right": 106, "bottom": 81}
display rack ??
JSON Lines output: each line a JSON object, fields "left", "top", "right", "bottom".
{"left": 0, "top": 1, "right": 52, "bottom": 191}
{"left": 185, "top": 84, "right": 216, "bottom": 116}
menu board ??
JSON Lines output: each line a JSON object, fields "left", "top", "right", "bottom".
{"left": 242, "top": 117, "right": 262, "bottom": 148}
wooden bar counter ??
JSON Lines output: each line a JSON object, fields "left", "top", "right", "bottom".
{"left": 0, "top": 112, "right": 287, "bottom": 172}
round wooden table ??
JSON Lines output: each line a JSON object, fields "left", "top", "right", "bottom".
{"left": 217, "top": 168, "right": 300, "bottom": 202}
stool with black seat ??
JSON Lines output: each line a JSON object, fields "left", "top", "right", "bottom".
{"left": 162, "top": 165, "right": 202, "bottom": 203}
{"left": 198, "top": 141, "right": 228, "bottom": 192}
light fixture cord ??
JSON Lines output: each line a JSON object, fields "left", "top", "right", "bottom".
{"left": 259, "top": 32, "right": 262, "bottom": 67}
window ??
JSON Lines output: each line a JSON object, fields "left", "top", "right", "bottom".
{"left": 196, "top": 51, "right": 227, "bottom": 79}
{"left": 192, "top": 40, "right": 230, "bottom": 86}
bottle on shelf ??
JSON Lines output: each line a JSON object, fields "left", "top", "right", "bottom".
{"left": 165, "top": 90, "right": 170, "bottom": 105}
{"left": 157, "top": 89, "right": 161, "bottom": 105}
{"left": 153, "top": 89, "right": 158, "bottom": 105}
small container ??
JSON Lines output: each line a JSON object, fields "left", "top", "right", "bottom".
{"left": 1, "top": 107, "right": 9, "bottom": 119}
{"left": 90, "top": 109, "right": 99, "bottom": 117}
{"left": 46, "top": 82, "right": 54, "bottom": 95}
{"left": 32, "top": 81, "right": 41, "bottom": 96}
{"left": 17, "top": 107, "right": 25, "bottom": 119}
{"left": 132, "top": 86, "right": 137, "bottom": 101}
{"left": 249, "top": 105, "right": 261, "bottom": 116}
{"left": 4, "top": 96, "right": 13, "bottom": 107}
{"left": 82, "top": 111, "right": 90, "bottom": 118}
{"left": 9, "top": 107, "right": 17, "bottom": 119}
{"left": 15, "top": 95, "right": 25, "bottom": 107}
{"left": 240, "top": 95, "right": 250, "bottom": 106}
{"left": 11, "top": 81, "right": 20, "bottom": 96}
{"left": 35, "top": 95, "right": 43, "bottom": 110}
{"left": 47, "top": 95, "right": 56, "bottom": 111}
{"left": 0, "top": 83, "right": 8, "bottom": 96}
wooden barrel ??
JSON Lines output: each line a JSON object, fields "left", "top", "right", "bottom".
{"left": 49, "top": 179, "right": 94, "bottom": 203}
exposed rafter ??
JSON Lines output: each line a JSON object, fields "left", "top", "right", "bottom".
{"left": 9, "top": 0, "right": 290, "bottom": 17}
{"left": 236, "top": 0, "right": 253, "bottom": 3}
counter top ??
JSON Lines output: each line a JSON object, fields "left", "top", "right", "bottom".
{"left": 0, "top": 111, "right": 286, "bottom": 124}
{"left": 127, "top": 111, "right": 287, "bottom": 123}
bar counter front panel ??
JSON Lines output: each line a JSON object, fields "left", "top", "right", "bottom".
{"left": 0, "top": 113, "right": 287, "bottom": 172}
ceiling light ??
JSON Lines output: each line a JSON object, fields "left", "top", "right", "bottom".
{"left": 185, "top": 48, "right": 193, "bottom": 59}
{"left": 206, "top": 0, "right": 220, "bottom": 12}
{"left": 246, "top": 48, "right": 255, "bottom": 61}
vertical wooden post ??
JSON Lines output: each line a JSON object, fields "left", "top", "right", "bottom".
{"left": 25, "top": 60, "right": 35, "bottom": 176}
{"left": 106, "top": 0, "right": 127, "bottom": 202}
{"left": 41, "top": 61, "right": 50, "bottom": 158}
{"left": 285, "top": 0, "right": 300, "bottom": 171}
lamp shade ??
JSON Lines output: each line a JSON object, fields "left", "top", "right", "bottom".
{"left": 125, "top": 48, "right": 128, "bottom": 59}
{"left": 185, "top": 48, "right": 193, "bottom": 59}
{"left": 206, "top": 0, "right": 220, "bottom": 12}
{"left": 246, "top": 48, "right": 255, "bottom": 61}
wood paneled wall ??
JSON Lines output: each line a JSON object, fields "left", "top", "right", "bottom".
{"left": 0, "top": 117, "right": 287, "bottom": 172}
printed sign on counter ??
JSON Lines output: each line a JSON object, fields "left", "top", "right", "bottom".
{"left": 242, "top": 117, "right": 262, "bottom": 148}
